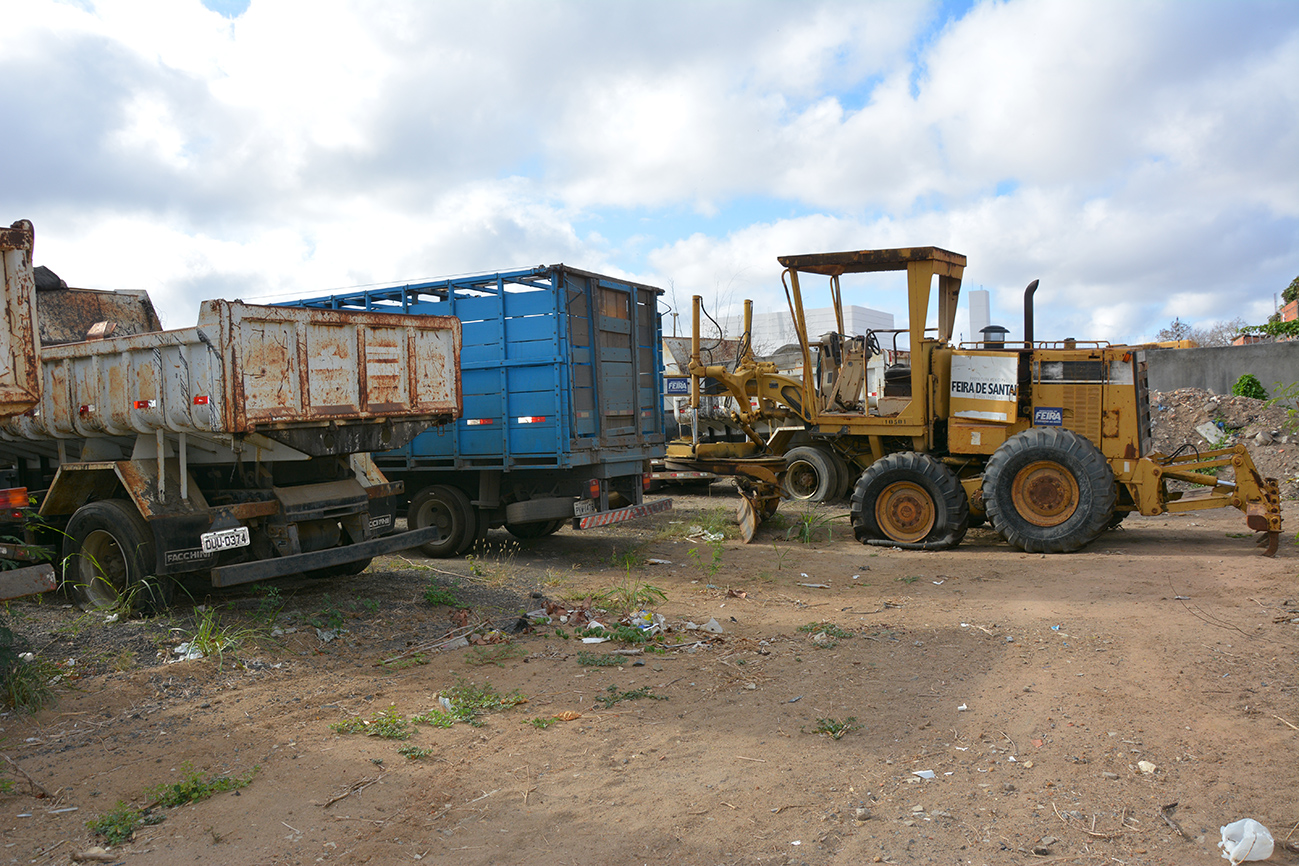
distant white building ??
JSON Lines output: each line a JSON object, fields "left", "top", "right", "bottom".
{"left": 719, "top": 304, "right": 894, "bottom": 352}
{"left": 968, "top": 289, "right": 990, "bottom": 346}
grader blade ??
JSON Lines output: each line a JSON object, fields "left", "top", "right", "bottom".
{"left": 736, "top": 495, "right": 759, "bottom": 543}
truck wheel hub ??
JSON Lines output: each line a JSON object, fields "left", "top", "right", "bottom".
{"left": 875, "top": 481, "right": 936, "bottom": 543}
{"left": 1012, "top": 461, "right": 1079, "bottom": 527}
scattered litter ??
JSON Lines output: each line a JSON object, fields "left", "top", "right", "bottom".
{"left": 797, "top": 583, "right": 831, "bottom": 589}
{"left": 701, "top": 618, "right": 724, "bottom": 634}
{"left": 960, "top": 623, "right": 969, "bottom": 628}
{"left": 788, "top": 695, "right": 802, "bottom": 703}
{"left": 1005, "top": 636, "right": 1014, "bottom": 643}
{"left": 727, "top": 588, "right": 747, "bottom": 599}
{"left": 47, "top": 806, "right": 78, "bottom": 814}
{"left": 1219, "top": 818, "right": 1273, "bottom": 864}
{"left": 852, "top": 574, "right": 860, "bottom": 580}
{"left": 1007, "top": 756, "right": 1017, "bottom": 763}
{"left": 581, "top": 636, "right": 609, "bottom": 644}
{"left": 170, "top": 641, "right": 204, "bottom": 662}
{"left": 913, "top": 770, "right": 935, "bottom": 779}
{"left": 957, "top": 703, "right": 968, "bottom": 712}
{"left": 800, "top": 573, "right": 809, "bottom": 578}
{"left": 1137, "top": 760, "right": 1157, "bottom": 775}
{"left": 933, "top": 579, "right": 944, "bottom": 585}
{"left": 315, "top": 629, "right": 340, "bottom": 643}
{"left": 1174, "top": 595, "right": 1191, "bottom": 601}
{"left": 1050, "top": 625, "right": 1061, "bottom": 631}
{"left": 646, "top": 558, "right": 673, "bottom": 565}
{"left": 790, "top": 840, "right": 801, "bottom": 846}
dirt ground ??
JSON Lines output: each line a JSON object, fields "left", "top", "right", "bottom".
{"left": 1, "top": 487, "right": 1298, "bottom": 866}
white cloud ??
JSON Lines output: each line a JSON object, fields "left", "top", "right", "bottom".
{"left": 3, "top": 0, "right": 1297, "bottom": 346}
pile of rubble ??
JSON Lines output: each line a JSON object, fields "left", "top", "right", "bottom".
{"left": 1149, "top": 388, "right": 1299, "bottom": 500}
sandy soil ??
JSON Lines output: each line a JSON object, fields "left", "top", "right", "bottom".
{"left": 1, "top": 488, "right": 1297, "bottom": 866}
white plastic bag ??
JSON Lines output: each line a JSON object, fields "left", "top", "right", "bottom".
{"left": 1219, "top": 819, "right": 1273, "bottom": 864}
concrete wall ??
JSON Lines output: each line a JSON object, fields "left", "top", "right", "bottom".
{"left": 1146, "top": 341, "right": 1299, "bottom": 395}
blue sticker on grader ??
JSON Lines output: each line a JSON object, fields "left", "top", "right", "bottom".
{"left": 1034, "top": 406, "right": 1064, "bottom": 426}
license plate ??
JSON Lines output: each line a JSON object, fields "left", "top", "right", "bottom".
{"left": 574, "top": 499, "right": 597, "bottom": 517}
{"left": 201, "top": 526, "right": 250, "bottom": 553}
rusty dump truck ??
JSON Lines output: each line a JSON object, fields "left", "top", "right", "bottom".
{"left": 0, "top": 219, "right": 462, "bottom": 608}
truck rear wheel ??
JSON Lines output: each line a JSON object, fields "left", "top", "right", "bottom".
{"left": 62, "top": 499, "right": 174, "bottom": 613}
{"left": 983, "top": 428, "right": 1116, "bottom": 553}
{"left": 409, "top": 485, "right": 476, "bottom": 557}
{"left": 783, "top": 446, "right": 839, "bottom": 503}
{"left": 851, "top": 452, "right": 968, "bottom": 549}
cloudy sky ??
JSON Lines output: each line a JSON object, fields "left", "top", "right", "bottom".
{"left": 4, "top": 0, "right": 1298, "bottom": 345}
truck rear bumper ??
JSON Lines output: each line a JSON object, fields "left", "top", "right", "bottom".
{"left": 210, "top": 526, "right": 442, "bottom": 588}
{"left": 575, "top": 498, "right": 672, "bottom": 530}
{"left": 0, "top": 563, "right": 56, "bottom": 600}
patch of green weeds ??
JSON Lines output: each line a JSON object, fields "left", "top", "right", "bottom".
{"left": 309, "top": 595, "right": 345, "bottom": 630}
{"left": 465, "top": 644, "right": 525, "bottom": 667}
{"left": 527, "top": 717, "right": 557, "bottom": 730}
{"left": 330, "top": 706, "right": 411, "bottom": 740}
{"left": 186, "top": 607, "right": 255, "bottom": 670}
{"left": 608, "top": 548, "right": 646, "bottom": 571}
{"left": 595, "top": 684, "right": 668, "bottom": 709}
{"left": 87, "top": 802, "right": 164, "bottom": 845}
{"left": 465, "top": 540, "right": 523, "bottom": 584}
{"left": 896, "top": 575, "right": 920, "bottom": 584}
{"left": 423, "top": 582, "right": 465, "bottom": 608}
{"left": 397, "top": 745, "right": 433, "bottom": 760}
{"left": 688, "top": 538, "right": 724, "bottom": 578}
{"left": 0, "top": 616, "right": 57, "bottom": 712}
{"left": 380, "top": 653, "right": 428, "bottom": 671}
{"left": 434, "top": 681, "right": 528, "bottom": 726}
{"left": 806, "top": 717, "right": 862, "bottom": 740}
{"left": 597, "top": 574, "right": 667, "bottom": 615}
{"left": 796, "top": 622, "right": 856, "bottom": 640}
{"left": 411, "top": 709, "right": 457, "bottom": 728}
{"left": 575, "top": 651, "right": 623, "bottom": 667}
{"left": 359, "top": 598, "right": 380, "bottom": 613}
{"left": 576, "top": 624, "right": 649, "bottom": 644}
{"left": 252, "top": 584, "right": 284, "bottom": 624}
{"left": 771, "top": 544, "right": 793, "bottom": 570}
{"left": 145, "top": 763, "right": 256, "bottom": 807}
{"left": 786, "top": 510, "right": 841, "bottom": 544}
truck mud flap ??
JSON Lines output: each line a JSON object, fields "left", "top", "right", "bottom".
{"left": 575, "top": 498, "right": 672, "bottom": 530}
{"left": 0, "top": 563, "right": 56, "bottom": 601}
{"left": 210, "top": 526, "right": 442, "bottom": 587}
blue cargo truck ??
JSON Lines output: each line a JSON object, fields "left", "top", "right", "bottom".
{"left": 283, "top": 265, "right": 671, "bottom": 556}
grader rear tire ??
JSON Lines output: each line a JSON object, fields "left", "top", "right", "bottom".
{"left": 783, "top": 446, "right": 839, "bottom": 503}
{"left": 982, "top": 428, "right": 1116, "bottom": 553}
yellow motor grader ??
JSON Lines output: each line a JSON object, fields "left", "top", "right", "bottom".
{"left": 674, "top": 246, "right": 1283, "bottom": 555}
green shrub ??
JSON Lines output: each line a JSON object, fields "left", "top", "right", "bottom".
{"left": 1232, "top": 373, "right": 1268, "bottom": 400}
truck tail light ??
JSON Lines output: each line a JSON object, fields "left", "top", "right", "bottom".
{"left": 1, "top": 488, "right": 28, "bottom": 509}
{"left": 587, "top": 479, "right": 601, "bottom": 499}
{"left": 642, "top": 475, "right": 652, "bottom": 492}
{"left": 133, "top": 399, "right": 156, "bottom": 409}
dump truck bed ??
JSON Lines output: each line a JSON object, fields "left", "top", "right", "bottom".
{"left": 1, "top": 299, "right": 461, "bottom": 456}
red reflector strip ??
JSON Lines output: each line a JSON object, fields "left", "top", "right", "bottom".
{"left": 193, "top": 395, "right": 210, "bottom": 405}
{"left": 2, "top": 488, "right": 28, "bottom": 508}
{"left": 79, "top": 404, "right": 94, "bottom": 415}
{"left": 134, "top": 399, "right": 156, "bottom": 409}
{"left": 516, "top": 416, "right": 546, "bottom": 424}
{"left": 465, "top": 418, "right": 494, "bottom": 426}
{"left": 577, "top": 498, "right": 672, "bottom": 529}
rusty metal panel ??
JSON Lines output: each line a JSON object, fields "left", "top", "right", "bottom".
{"left": 0, "top": 298, "right": 460, "bottom": 451}
{"left": 1, "top": 219, "right": 41, "bottom": 417}
{"left": 36, "top": 286, "right": 161, "bottom": 346}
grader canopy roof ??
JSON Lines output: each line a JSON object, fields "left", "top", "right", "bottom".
{"left": 777, "top": 247, "right": 967, "bottom": 276}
